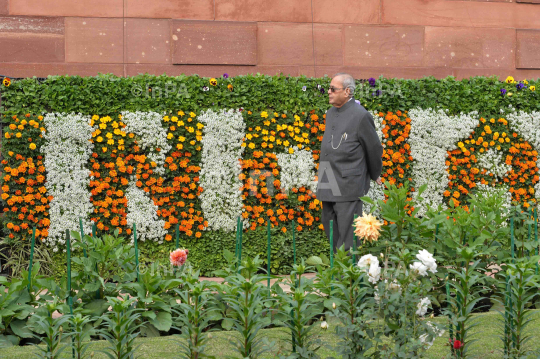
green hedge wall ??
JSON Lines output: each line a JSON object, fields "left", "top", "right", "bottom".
{"left": 1, "top": 73, "right": 539, "bottom": 119}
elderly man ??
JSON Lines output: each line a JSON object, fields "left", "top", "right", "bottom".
{"left": 316, "top": 73, "right": 383, "bottom": 253}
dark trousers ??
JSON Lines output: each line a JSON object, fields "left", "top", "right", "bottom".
{"left": 322, "top": 200, "right": 363, "bottom": 253}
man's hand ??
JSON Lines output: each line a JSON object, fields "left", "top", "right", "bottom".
{"left": 376, "top": 177, "right": 383, "bottom": 185}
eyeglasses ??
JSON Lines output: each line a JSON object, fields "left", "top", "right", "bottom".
{"left": 328, "top": 86, "right": 345, "bottom": 93}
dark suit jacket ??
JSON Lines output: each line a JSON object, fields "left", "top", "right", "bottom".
{"left": 316, "top": 98, "right": 383, "bottom": 202}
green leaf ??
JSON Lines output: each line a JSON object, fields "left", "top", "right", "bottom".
{"left": 10, "top": 319, "right": 33, "bottom": 338}
{"left": 0, "top": 334, "right": 19, "bottom": 347}
{"left": 140, "top": 323, "right": 160, "bottom": 337}
{"left": 221, "top": 318, "right": 234, "bottom": 331}
{"left": 149, "top": 311, "right": 172, "bottom": 332}
{"left": 82, "top": 299, "right": 109, "bottom": 316}
{"left": 305, "top": 256, "right": 323, "bottom": 266}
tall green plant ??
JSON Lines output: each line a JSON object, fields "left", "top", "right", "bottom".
{"left": 445, "top": 247, "right": 488, "bottom": 358}
{"left": 98, "top": 295, "right": 143, "bottom": 359}
{"left": 495, "top": 258, "right": 539, "bottom": 358}
{"left": 122, "top": 267, "right": 183, "bottom": 337}
{"left": 67, "top": 313, "right": 95, "bottom": 359}
{"left": 70, "top": 230, "right": 136, "bottom": 314}
{"left": 276, "top": 260, "right": 323, "bottom": 358}
{"left": 220, "top": 255, "right": 275, "bottom": 359}
{"left": 30, "top": 300, "right": 71, "bottom": 359}
{"left": 328, "top": 255, "right": 377, "bottom": 359}
{"left": 171, "top": 278, "right": 220, "bottom": 359}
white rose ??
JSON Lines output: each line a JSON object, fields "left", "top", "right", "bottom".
{"left": 416, "top": 297, "right": 431, "bottom": 316}
{"left": 358, "top": 254, "right": 379, "bottom": 270}
{"left": 368, "top": 263, "right": 381, "bottom": 284}
{"left": 410, "top": 261, "right": 429, "bottom": 276}
{"left": 416, "top": 249, "right": 437, "bottom": 274}
{"left": 320, "top": 321, "right": 328, "bottom": 330}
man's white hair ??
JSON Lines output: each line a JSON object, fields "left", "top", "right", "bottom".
{"left": 333, "top": 73, "right": 356, "bottom": 96}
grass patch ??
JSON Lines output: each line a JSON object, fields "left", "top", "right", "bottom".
{"left": 2, "top": 311, "right": 540, "bottom": 358}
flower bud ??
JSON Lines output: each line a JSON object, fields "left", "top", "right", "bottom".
{"left": 380, "top": 253, "right": 384, "bottom": 259}
{"left": 320, "top": 321, "right": 328, "bottom": 330}
{"left": 332, "top": 302, "right": 336, "bottom": 309}
{"left": 59, "top": 326, "right": 63, "bottom": 333}
{"left": 91, "top": 352, "right": 95, "bottom": 358}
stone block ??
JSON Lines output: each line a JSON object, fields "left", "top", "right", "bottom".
{"left": 312, "top": 0, "right": 379, "bottom": 24}
{"left": 172, "top": 20, "right": 256, "bottom": 65}
{"left": 343, "top": 25, "right": 424, "bottom": 67}
{"left": 10, "top": 0, "right": 122, "bottom": 17}
{"left": 215, "top": 0, "right": 311, "bottom": 22}
{"left": 517, "top": 30, "right": 540, "bottom": 69}
{"left": 258, "top": 23, "right": 313, "bottom": 66}
{"left": 126, "top": 0, "right": 214, "bottom": 20}
{"left": 314, "top": 24, "right": 343, "bottom": 66}
{"left": 65, "top": 17, "right": 123, "bottom": 63}
{"left": 382, "top": 0, "right": 540, "bottom": 29}
{"left": 0, "top": 0, "right": 8, "bottom": 15}
{"left": 424, "top": 27, "right": 515, "bottom": 69}
{"left": 126, "top": 19, "right": 171, "bottom": 64}
{"left": 0, "top": 16, "right": 64, "bottom": 34}
{"left": 0, "top": 33, "right": 64, "bottom": 62}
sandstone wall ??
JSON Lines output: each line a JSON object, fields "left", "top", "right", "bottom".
{"left": 1, "top": 0, "right": 540, "bottom": 80}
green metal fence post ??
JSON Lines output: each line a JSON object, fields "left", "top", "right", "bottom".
{"left": 235, "top": 216, "right": 240, "bottom": 262}
{"left": 534, "top": 208, "right": 539, "bottom": 275}
{"left": 66, "top": 229, "right": 73, "bottom": 312}
{"left": 267, "top": 220, "right": 271, "bottom": 289}
{"left": 134, "top": 223, "right": 140, "bottom": 282}
{"left": 329, "top": 220, "right": 334, "bottom": 268}
{"left": 79, "top": 217, "right": 87, "bottom": 258}
{"left": 65, "top": 229, "right": 75, "bottom": 359}
{"left": 239, "top": 218, "right": 243, "bottom": 266}
{"left": 292, "top": 220, "right": 297, "bottom": 267}
{"left": 27, "top": 227, "right": 36, "bottom": 293}
{"left": 92, "top": 223, "right": 100, "bottom": 299}
{"left": 509, "top": 214, "right": 516, "bottom": 349}
{"left": 292, "top": 220, "right": 298, "bottom": 288}
{"left": 511, "top": 214, "right": 515, "bottom": 263}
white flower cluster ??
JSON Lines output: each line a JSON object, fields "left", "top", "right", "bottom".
{"left": 365, "top": 111, "right": 385, "bottom": 214}
{"left": 41, "top": 113, "right": 94, "bottom": 251}
{"left": 408, "top": 109, "right": 479, "bottom": 215}
{"left": 357, "top": 254, "right": 381, "bottom": 283}
{"left": 476, "top": 148, "right": 511, "bottom": 178}
{"left": 125, "top": 179, "right": 167, "bottom": 243}
{"left": 416, "top": 297, "right": 431, "bottom": 316}
{"left": 409, "top": 249, "right": 437, "bottom": 276}
{"left": 198, "top": 109, "right": 246, "bottom": 231}
{"left": 121, "top": 111, "right": 171, "bottom": 175}
{"left": 506, "top": 109, "right": 540, "bottom": 201}
{"left": 276, "top": 149, "right": 317, "bottom": 193}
